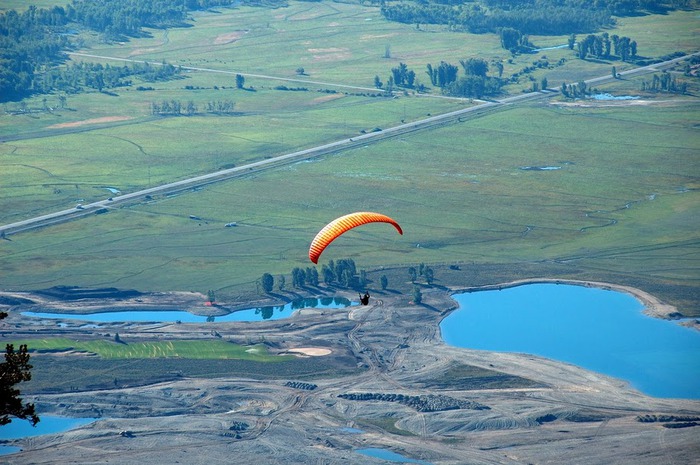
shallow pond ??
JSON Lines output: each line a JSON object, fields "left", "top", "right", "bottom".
{"left": 0, "top": 416, "right": 96, "bottom": 455}
{"left": 441, "top": 284, "right": 700, "bottom": 399}
{"left": 22, "top": 297, "right": 353, "bottom": 323}
{"left": 356, "top": 447, "right": 433, "bottom": 465}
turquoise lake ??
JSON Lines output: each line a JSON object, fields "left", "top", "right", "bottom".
{"left": 440, "top": 284, "right": 700, "bottom": 399}
{"left": 22, "top": 297, "right": 353, "bottom": 323}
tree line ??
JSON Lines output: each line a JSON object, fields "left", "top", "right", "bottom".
{"left": 257, "top": 260, "right": 438, "bottom": 305}
{"left": 378, "top": 58, "right": 502, "bottom": 98}
{"left": 37, "top": 61, "right": 181, "bottom": 95}
{"left": 573, "top": 33, "right": 638, "bottom": 62}
{"left": 380, "top": 0, "right": 693, "bottom": 36}
{"left": 641, "top": 72, "right": 688, "bottom": 94}
{"left": 258, "top": 259, "right": 373, "bottom": 294}
{"left": 150, "top": 99, "right": 236, "bottom": 116}
{"left": 0, "top": 0, "right": 254, "bottom": 101}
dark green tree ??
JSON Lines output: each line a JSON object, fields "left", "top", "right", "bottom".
{"left": 500, "top": 27, "right": 521, "bottom": 51}
{"left": 235, "top": 74, "right": 245, "bottom": 89}
{"left": 408, "top": 267, "right": 417, "bottom": 283}
{"left": 380, "top": 275, "right": 388, "bottom": 290}
{"left": 278, "top": 275, "right": 286, "bottom": 292}
{"left": 261, "top": 273, "right": 274, "bottom": 293}
{"left": 0, "top": 336, "right": 39, "bottom": 427}
{"left": 412, "top": 285, "right": 422, "bottom": 305}
{"left": 425, "top": 267, "right": 434, "bottom": 285}
{"left": 322, "top": 265, "right": 335, "bottom": 285}
{"left": 460, "top": 58, "right": 488, "bottom": 77}
{"left": 292, "top": 267, "right": 306, "bottom": 288}
{"left": 306, "top": 267, "right": 319, "bottom": 286}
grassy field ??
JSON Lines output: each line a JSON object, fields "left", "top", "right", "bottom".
{"left": 1, "top": 1, "right": 699, "bottom": 314}
{"left": 0, "top": 0, "right": 62, "bottom": 11}
{"left": 8, "top": 338, "right": 291, "bottom": 361}
{"left": 2, "top": 97, "right": 697, "bottom": 309}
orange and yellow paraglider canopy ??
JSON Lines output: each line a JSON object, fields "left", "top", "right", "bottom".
{"left": 309, "top": 212, "right": 403, "bottom": 264}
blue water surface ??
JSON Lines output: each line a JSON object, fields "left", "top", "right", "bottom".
{"left": 22, "top": 297, "right": 353, "bottom": 323}
{"left": 0, "top": 416, "right": 96, "bottom": 440}
{"left": 440, "top": 284, "right": 700, "bottom": 399}
{"left": 356, "top": 447, "right": 433, "bottom": 465}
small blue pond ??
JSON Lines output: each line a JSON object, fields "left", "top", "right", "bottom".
{"left": 356, "top": 448, "right": 433, "bottom": 465}
{"left": 22, "top": 297, "right": 353, "bottom": 323}
{"left": 0, "top": 416, "right": 96, "bottom": 455}
{"left": 441, "top": 284, "right": 700, "bottom": 399}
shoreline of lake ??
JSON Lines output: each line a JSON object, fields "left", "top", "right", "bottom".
{"left": 2, "top": 278, "right": 696, "bottom": 331}
{"left": 445, "top": 278, "right": 698, "bottom": 330}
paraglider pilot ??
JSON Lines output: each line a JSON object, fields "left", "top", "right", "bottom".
{"left": 359, "top": 291, "right": 370, "bottom": 305}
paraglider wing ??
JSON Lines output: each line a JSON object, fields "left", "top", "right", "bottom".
{"left": 309, "top": 212, "right": 403, "bottom": 264}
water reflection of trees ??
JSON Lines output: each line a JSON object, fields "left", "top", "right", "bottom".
{"left": 253, "top": 298, "right": 352, "bottom": 320}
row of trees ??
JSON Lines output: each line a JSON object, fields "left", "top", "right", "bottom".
{"left": 36, "top": 61, "right": 181, "bottom": 95}
{"left": 259, "top": 261, "right": 439, "bottom": 296}
{"left": 259, "top": 259, "right": 366, "bottom": 293}
{"left": 641, "top": 72, "right": 688, "bottom": 94}
{"left": 0, "top": 0, "right": 246, "bottom": 101}
{"left": 376, "top": 59, "right": 502, "bottom": 98}
{"left": 150, "top": 99, "right": 236, "bottom": 116}
{"left": 430, "top": 58, "right": 503, "bottom": 98}
{"left": 574, "top": 33, "right": 638, "bottom": 61}
{"left": 67, "top": 0, "right": 243, "bottom": 39}
{"left": 381, "top": 0, "right": 689, "bottom": 35}
{"left": 560, "top": 80, "right": 591, "bottom": 99}
{"left": 381, "top": 1, "right": 612, "bottom": 35}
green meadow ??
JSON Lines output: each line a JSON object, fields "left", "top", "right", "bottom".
{"left": 9, "top": 338, "right": 290, "bottom": 361}
{"left": 1, "top": 2, "right": 699, "bottom": 313}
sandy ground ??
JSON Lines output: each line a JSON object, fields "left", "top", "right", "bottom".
{"left": 47, "top": 116, "right": 133, "bottom": 129}
{"left": 286, "top": 347, "right": 332, "bottom": 356}
{"left": 1, "top": 282, "right": 699, "bottom": 465}
{"left": 213, "top": 31, "right": 247, "bottom": 45}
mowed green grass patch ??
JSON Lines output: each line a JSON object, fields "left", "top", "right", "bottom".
{"left": 10, "top": 338, "right": 291, "bottom": 361}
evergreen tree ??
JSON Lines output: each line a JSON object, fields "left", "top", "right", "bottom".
{"left": 0, "top": 311, "right": 38, "bottom": 427}
{"left": 322, "top": 265, "right": 335, "bottom": 285}
{"left": 261, "top": 273, "right": 274, "bottom": 293}
{"left": 380, "top": 275, "right": 388, "bottom": 290}
{"left": 425, "top": 267, "right": 434, "bottom": 285}
{"left": 409, "top": 267, "right": 417, "bottom": 283}
{"left": 412, "top": 286, "right": 422, "bottom": 305}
